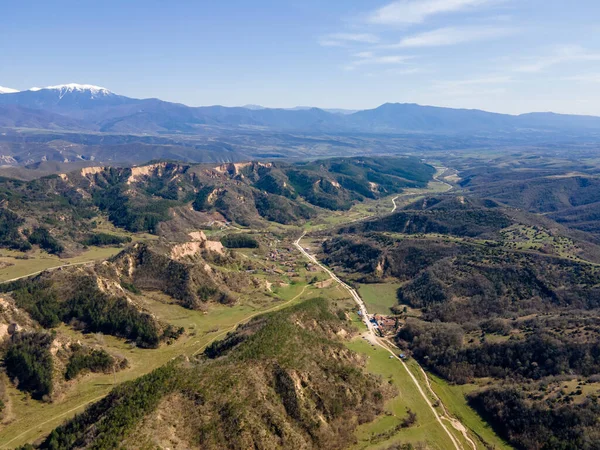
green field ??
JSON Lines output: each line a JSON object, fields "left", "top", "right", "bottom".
{"left": 0, "top": 246, "right": 124, "bottom": 282}
{"left": 0, "top": 217, "right": 158, "bottom": 283}
{"left": 348, "top": 336, "right": 507, "bottom": 450}
{"left": 358, "top": 283, "right": 402, "bottom": 315}
{"left": 427, "top": 374, "right": 512, "bottom": 450}
{"left": 347, "top": 338, "right": 460, "bottom": 450}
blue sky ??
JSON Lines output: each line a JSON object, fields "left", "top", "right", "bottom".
{"left": 2, "top": 0, "right": 600, "bottom": 114}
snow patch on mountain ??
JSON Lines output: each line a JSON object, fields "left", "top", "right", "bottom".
{"left": 28, "top": 83, "right": 113, "bottom": 99}
{"left": 0, "top": 86, "right": 19, "bottom": 94}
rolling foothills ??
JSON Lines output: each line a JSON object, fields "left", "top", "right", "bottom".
{"left": 0, "top": 153, "right": 600, "bottom": 449}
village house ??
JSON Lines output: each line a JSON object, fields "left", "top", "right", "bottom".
{"left": 372, "top": 314, "right": 398, "bottom": 335}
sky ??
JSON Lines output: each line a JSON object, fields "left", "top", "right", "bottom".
{"left": 2, "top": 0, "right": 600, "bottom": 115}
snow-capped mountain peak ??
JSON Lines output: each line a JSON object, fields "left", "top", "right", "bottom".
{"left": 0, "top": 86, "right": 19, "bottom": 94}
{"left": 28, "top": 83, "right": 113, "bottom": 99}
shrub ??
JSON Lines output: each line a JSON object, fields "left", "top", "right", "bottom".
{"left": 5, "top": 332, "right": 54, "bottom": 399}
{"left": 220, "top": 234, "right": 259, "bottom": 249}
{"left": 82, "top": 233, "right": 132, "bottom": 246}
{"left": 65, "top": 346, "right": 114, "bottom": 380}
{"left": 27, "top": 227, "right": 64, "bottom": 254}
{"left": 0, "top": 209, "right": 31, "bottom": 251}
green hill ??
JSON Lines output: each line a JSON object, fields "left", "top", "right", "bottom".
{"left": 31, "top": 298, "right": 392, "bottom": 450}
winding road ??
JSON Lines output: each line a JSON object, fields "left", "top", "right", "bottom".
{"left": 294, "top": 166, "right": 478, "bottom": 450}
{"left": 389, "top": 166, "right": 452, "bottom": 214}
{"left": 432, "top": 166, "right": 454, "bottom": 191}
{"left": 3, "top": 163, "right": 467, "bottom": 449}
{"left": 293, "top": 233, "right": 471, "bottom": 450}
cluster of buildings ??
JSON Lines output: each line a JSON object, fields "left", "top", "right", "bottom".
{"left": 369, "top": 313, "right": 399, "bottom": 336}
{"left": 265, "top": 247, "right": 307, "bottom": 278}
{"left": 264, "top": 248, "right": 319, "bottom": 278}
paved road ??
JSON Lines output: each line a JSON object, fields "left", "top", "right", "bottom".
{"left": 294, "top": 233, "right": 469, "bottom": 450}
{"left": 294, "top": 233, "right": 374, "bottom": 334}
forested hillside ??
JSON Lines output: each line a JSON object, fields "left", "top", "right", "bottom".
{"left": 320, "top": 193, "right": 600, "bottom": 449}
{"left": 28, "top": 298, "right": 392, "bottom": 449}
{"left": 0, "top": 157, "right": 434, "bottom": 254}
{"left": 458, "top": 164, "right": 600, "bottom": 238}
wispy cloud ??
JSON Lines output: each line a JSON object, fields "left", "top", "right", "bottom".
{"left": 319, "top": 33, "right": 380, "bottom": 47}
{"left": 514, "top": 45, "right": 600, "bottom": 73}
{"left": 365, "top": 67, "right": 431, "bottom": 77}
{"left": 345, "top": 53, "right": 414, "bottom": 70}
{"left": 432, "top": 75, "right": 514, "bottom": 97}
{"left": 353, "top": 51, "right": 375, "bottom": 59}
{"left": 435, "top": 75, "right": 514, "bottom": 88}
{"left": 388, "top": 26, "right": 515, "bottom": 48}
{"left": 367, "top": 0, "right": 495, "bottom": 25}
{"left": 563, "top": 73, "right": 600, "bottom": 83}
{"left": 443, "top": 87, "right": 508, "bottom": 97}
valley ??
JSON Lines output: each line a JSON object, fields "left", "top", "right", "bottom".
{"left": 5, "top": 2, "right": 600, "bottom": 449}
{"left": 0, "top": 156, "right": 449, "bottom": 448}
{"left": 0, "top": 156, "right": 479, "bottom": 449}
{"left": 0, "top": 154, "right": 600, "bottom": 449}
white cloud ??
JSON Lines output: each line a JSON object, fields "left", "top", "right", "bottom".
{"left": 353, "top": 51, "right": 375, "bottom": 58}
{"left": 356, "top": 55, "right": 413, "bottom": 65}
{"left": 514, "top": 45, "right": 600, "bottom": 73}
{"left": 367, "top": 0, "right": 494, "bottom": 25}
{"left": 388, "top": 67, "right": 425, "bottom": 75}
{"left": 389, "top": 26, "right": 515, "bottom": 48}
{"left": 345, "top": 53, "right": 414, "bottom": 70}
{"left": 563, "top": 73, "right": 600, "bottom": 83}
{"left": 436, "top": 75, "right": 514, "bottom": 87}
{"left": 366, "top": 67, "right": 430, "bottom": 77}
{"left": 442, "top": 87, "right": 508, "bottom": 97}
{"left": 432, "top": 75, "right": 513, "bottom": 97}
{"left": 319, "top": 33, "right": 380, "bottom": 47}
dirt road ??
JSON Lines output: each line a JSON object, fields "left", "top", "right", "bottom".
{"left": 0, "top": 260, "right": 96, "bottom": 284}
{"left": 391, "top": 196, "right": 399, "bottom": 212}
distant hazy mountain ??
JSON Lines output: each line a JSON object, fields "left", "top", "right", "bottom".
{"left": 0, "top": 105, "right": 89, "bottom": 130}
{"left": 348, "top": 103, "right": 515, "bottom": 133}
{"left": 243, "top": 105, "right": 358, "bottom": 115}
{"left": 289, "top": 106, "right": 359, "bottom": 115}
{"left": 349, "top": 103, "right": 600, "bottom": 133}
{"left": 1, "top": 83, "right": 600, "bottom": 135}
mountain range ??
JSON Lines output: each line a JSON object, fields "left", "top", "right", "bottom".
{"left": 1, "top": 83, "right": 600, "bottom": 135}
